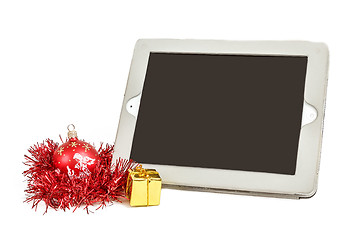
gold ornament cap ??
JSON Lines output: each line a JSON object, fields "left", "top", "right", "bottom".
{"left": 67, "top": 124, "right": 78, "bottom": 139}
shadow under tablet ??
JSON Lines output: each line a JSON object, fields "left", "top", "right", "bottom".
{"left": 130, "top": 53, "right": 308, "bottom": 175}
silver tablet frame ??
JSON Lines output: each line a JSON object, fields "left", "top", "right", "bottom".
{"left": 113, "top": 39, "right": 329, "bottom": 199}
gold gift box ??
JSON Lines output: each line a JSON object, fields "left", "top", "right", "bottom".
{"left": 126, "top": 165, "right": 162, "bottom": 207}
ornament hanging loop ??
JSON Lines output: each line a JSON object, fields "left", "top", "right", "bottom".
{"left": 67, "top": 124, "right": 78, "bottom": 139}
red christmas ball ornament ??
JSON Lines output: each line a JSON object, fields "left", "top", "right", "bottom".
{"left": 53, "top": 124, "right": 99, "bottom": 178}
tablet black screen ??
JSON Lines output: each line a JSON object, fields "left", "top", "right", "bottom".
{"left": 130, "top": 53, "right": 308, "bottom": 175}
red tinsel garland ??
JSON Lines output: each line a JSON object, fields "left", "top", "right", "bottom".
{"left": 23, "top": 139, "right": 138, "bottom": 213}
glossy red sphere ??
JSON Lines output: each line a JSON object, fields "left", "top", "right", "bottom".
{"left": 53, "top": 138, "right": 99, "bottom": 178}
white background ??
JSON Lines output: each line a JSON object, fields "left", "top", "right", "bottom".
{"left": 0, "top": 0, "right": 359, "bottom": 239}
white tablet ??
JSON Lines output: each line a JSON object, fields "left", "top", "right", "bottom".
{"left": 113, "top": 39, "right": 329, "bottom": 199}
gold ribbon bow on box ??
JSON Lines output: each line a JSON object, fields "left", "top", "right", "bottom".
{"left": 126, "top": 165, "right": 162, "bottom": 207}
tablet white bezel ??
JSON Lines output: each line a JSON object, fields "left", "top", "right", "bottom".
{"left": 113, "top": 39, "right": 329, "bottom": 198}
